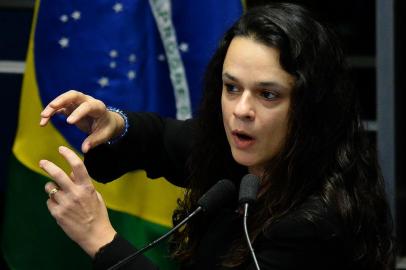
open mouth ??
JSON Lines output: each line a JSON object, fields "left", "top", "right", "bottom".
{"left": 231, "top": 130, "right": 255, "bottom": 148}
{"left": 234, "top": 132, "right": 253, "bottom": 141}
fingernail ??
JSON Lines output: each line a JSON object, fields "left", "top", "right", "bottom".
{"left": 66, "top": 116, "right": 75, "bottom": 124}
{"left": 58, "top": 146, "right": 65, "bottom": 153}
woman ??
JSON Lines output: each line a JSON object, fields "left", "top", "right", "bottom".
{"left": 39, "top": 3, "right": 395, "bottom": 269}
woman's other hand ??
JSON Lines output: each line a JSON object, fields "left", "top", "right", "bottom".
{"left": 40, "top": 146, "right": 116, "bottom": 257}
{"left": 39, "top": 90, "right": 124, "bottom": 153}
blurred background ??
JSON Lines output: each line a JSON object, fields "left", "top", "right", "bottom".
{"left": 0, "top": 0, "right": 404, "bottom": 269}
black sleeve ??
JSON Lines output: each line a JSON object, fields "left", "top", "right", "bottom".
{"left": 93, "top": 234, "right": 158, "bottom": 270}
{"left": 84, "top": 112, "right": 195, "bottom": 187}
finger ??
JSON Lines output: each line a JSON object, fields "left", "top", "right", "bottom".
{"left": 39, "top": 159, "right": 73, "bottom": 191}
{"left": 58, "top": 146, "right": 90, "bottom": 184}
{"left": 44, "top": 181, "right": 59, "bottom": 194}
{"left": 66, "top": 99, "right": 105, "bottom": 124}
{"left": 54, "top": 102, "right": 78, "bottom": 117}
{"left": 45, "top": 181, "right": 64, "bottom": 204}
{"left": 56, "top": 106, "right": 77, "bottom": 117}
{"left": 40, "top": 90, "right": 88, "bottom": 125}
{"left": 39, "top": 115, "right": 52, "bottom": 127}
{"left": 81, "top": 127, "right": 112, "bottom": 153}
{"left": 40, "top": 108, "right": 71, "bottom": 126}
{"left": 81, "top": 140, "right": 92, "bottom": 154}
{"left": 46, "top": 197, "right": 61, "bottom": 221}
{"left": 44, "top": 90, "right": 87, "bottom": 116}
{"left": 70, "top": 171, "right": 76, "bottom": 182}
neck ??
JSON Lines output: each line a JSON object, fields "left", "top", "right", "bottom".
{"left": 248, "top": 166, "right": 264, "bottom": 178}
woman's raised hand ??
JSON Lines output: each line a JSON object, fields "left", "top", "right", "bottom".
{"left": 40, "top": 90, "right": 124, "bottom": 153}
{"left": 40, "top": 146, "right": 116, "bottom": 257}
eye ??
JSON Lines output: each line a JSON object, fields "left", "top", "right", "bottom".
{"left": 224, "top": 83, "right": 239, "bottom": 93}
{"left": 260, "top": 90, "right": 278, "bottom": 100}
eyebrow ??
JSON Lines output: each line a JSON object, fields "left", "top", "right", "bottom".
{"left": 222, "top": 72, "right": 290, "bottom": 91}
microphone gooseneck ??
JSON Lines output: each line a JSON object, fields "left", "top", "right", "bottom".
{"left": 108, "top": 179, "right": 236, "bottom": 270}
{"left": 239, "top": 174, "right": 260, "bottom": 270}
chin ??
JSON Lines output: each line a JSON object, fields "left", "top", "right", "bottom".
{"left": 231, "top": 151, "right": 258, "bottom": 167}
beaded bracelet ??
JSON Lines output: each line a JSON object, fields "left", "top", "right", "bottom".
{"left": 106, "top": 106, "right": 129, "bottom": 144}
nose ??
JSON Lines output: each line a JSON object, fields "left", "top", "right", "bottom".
{"left": 233, "top": 91, "right": 255, "bottom": 121}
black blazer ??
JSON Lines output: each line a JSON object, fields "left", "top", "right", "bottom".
{"left": 85, "top": 112, "right": 350, "bottom": 270}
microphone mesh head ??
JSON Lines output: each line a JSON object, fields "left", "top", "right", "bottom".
{"left": 197, "top": 179, "right": 236, "bottom": 214}
{"left": 238, "top": 174, "right": 260, "bottom": 204}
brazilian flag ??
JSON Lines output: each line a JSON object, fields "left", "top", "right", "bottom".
{"left": 1, "top": 0, "right": 243, "bottom": 269}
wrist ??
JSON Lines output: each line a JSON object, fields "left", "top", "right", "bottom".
{"left": 93, "top": 232, "right": 119, "bottom": 260}
{"left": 111, "top": 111, "right": 125, "bottom": 138}
{"left": 106, "top": 107, "right": 128, "bottom": 143}
{"left": 82, "top": 226, "right": 117, "bottom": 258}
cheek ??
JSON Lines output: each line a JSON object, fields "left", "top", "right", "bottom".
{"left": 221, "top": 92, "right": 230, "bottom": 120}
{"left": 221, "top": 95, "right": 228, "bottom": 132}
{"left": 262, "top": 111, "right": 290, "bottom": 150}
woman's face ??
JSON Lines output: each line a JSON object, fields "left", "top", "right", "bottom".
{"left": 221, "top": 37, "right": 295, "bottom": 176}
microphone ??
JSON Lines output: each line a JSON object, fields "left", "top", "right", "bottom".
{"left": 197, "top": 178, "right": 236, "bottom": 214}
{"left": 239, "top": 174, "right": 260, "bottom": 270}
{"left": 108, "top": 179, "right": 236, "bottom": 270}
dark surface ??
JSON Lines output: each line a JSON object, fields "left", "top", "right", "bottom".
{"left": 395, "top": 0, "right": 405, "bottom": 256}
{"left": 0, "top": 8, "right": 32, "bottom": 60}
{"left": 0, "top": 6, "right": 33, "bottom": 270}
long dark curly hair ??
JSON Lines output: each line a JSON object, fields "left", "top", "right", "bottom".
{"left": 171, "top": 3, "right": 395, "bottom": 269}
